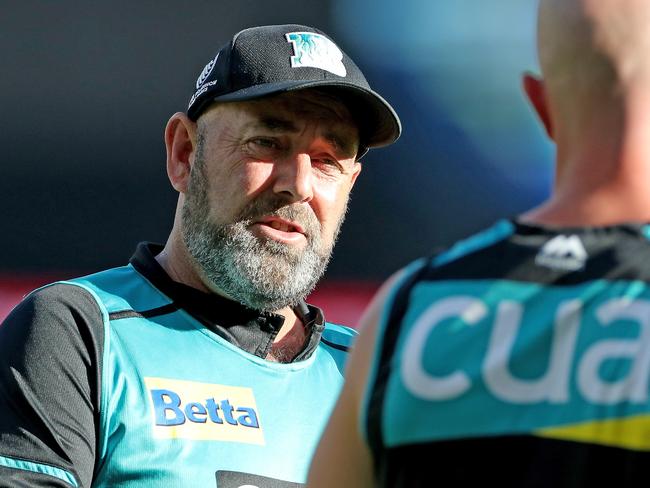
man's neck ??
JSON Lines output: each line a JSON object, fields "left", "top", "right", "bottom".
{"left": 522, "top": 179, "right": 650, "bottom": 227}
{"left": 524, "top": 98, "right": 650, "bottom": 226}
{"left": 156, "top": 235, "right": 211, "bottom": 293}
{"left": 266, "top": 308, "right": 307, "bottom": 362}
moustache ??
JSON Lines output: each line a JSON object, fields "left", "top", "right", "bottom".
{"left": 235, "top": 196, "right": 320, "bottom": 237}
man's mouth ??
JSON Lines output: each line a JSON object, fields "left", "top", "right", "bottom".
{"left": 263, "top": 218, "right": 304, "bottom": 233}
{"left": 250, "top": 216, "right": 307, "bottom": 244}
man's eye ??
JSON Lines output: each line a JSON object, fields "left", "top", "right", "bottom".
{"left": 313, "top": 157, "right": 344, "bottom": 173}
{"left": 244, "top": 138, "right": 284, "bottom": 159}
{"left": 251, "top": 138, "right": 278, "bottom": 148}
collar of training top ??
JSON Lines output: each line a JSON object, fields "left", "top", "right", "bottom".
{"left": 129, "top": 242, "right": 325, "bottom": 362}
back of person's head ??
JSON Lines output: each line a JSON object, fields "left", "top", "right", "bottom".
{"left": 537, "top": 0, "right": 650, "bottom": 139}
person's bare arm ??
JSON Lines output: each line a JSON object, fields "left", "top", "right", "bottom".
{"left": 307, "top": 271, "right": 406, "bottom": 488}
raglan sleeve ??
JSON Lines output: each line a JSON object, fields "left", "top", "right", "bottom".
{"left": 0, "top": 283, "right": 104, "bottom": 488}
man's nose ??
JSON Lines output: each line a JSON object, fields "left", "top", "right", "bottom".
{"left": 272, "top": 153, "right": 314, "bottom": 204}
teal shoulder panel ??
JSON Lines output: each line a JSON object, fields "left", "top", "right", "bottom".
{"left": 642, "top": 225, "right": 650, "bottom": 241}
{"left": 70, "top": 264, "right": 171, "bottom": 314}
{"left": 321, "top": 322, "right": 358, "bottom": 349}
{"left": 319, "top": 322, "right": 358, "bottom": 376}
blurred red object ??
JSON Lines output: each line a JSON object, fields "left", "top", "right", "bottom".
{"left": 0, "top": 275, "right": 56, "bottom": 321}
{"left": 308, "top": 281, "right": 379, "bottom": 328}
{"left": 0, "top": 276, "right": 378, "bottom": 328}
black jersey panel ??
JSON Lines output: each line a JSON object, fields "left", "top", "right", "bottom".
{"left": 366, "top": 261, "right": 430, "bottom": 468}
{"left": 427, "top": 222, "right": 650, "bottom": 285}
{"left": 376, "top": 434, "right": 647, "bottom": 487}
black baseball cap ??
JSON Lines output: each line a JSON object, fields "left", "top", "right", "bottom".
{"left": 187, "top": 24, "right": 401, "bottom": 149}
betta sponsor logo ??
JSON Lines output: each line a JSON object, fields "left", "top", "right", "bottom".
{"left": 144, "top": 377, "right": 265, "bottom": 444}
{"left": 151, "top": 389, "right": 259, "bottom": 428}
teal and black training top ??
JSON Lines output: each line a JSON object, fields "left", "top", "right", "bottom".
{"left": 365, "top": 219, "right": 650, "bottom": 487}
{"left": 0, "top": 243, "right": 356, "bottom": 487}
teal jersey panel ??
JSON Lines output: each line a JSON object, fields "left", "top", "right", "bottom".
{"left": 69, "top": 266, "right": 349, "bottom": 487}
{"left": 383, "top": 278, "right": 650, "bottom": 447}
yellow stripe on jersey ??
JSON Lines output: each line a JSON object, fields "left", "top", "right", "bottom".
{"left": 535, "top": 414, "right": 650, "bottom": 451}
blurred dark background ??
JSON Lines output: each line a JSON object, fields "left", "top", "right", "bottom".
{"left": 1, "top": 0, "right": 552, "bottom": 319}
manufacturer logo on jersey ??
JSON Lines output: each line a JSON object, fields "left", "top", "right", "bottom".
{"left": 285, "top": 32, "right": 346, "bottom": 77}
{"left": 535, "top": 234, "right": 587, "bottom": 271}
{"left": 145, "top": 377, "right": 264, "bottom": 445}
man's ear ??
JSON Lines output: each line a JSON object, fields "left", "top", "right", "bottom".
{"left": 350, "top": 161, "right": 362, "bottom": 187}
{"left": 164, "top": 112, "right": 197, "bottom": 193}
{"left": 523, "top": 73, "right": 553, "bottom": 139}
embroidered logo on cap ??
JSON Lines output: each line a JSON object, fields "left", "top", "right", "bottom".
{"left": 285, "top": 32, "right": 346, "bottom": 77}
{"left": 196, "top": 53, "right": 219, "bottom": 90}
{"left": 188, "top": 80, "right": 217, "bottom": 110}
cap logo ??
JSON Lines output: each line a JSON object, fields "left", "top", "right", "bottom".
{"left": 285, "top": 32, "right": 346, "bottom": 77}
{"left": 196, "top": 53, "right": 219, "bottom": 90}
{"left": 188, "top": 80, "right": 217, "bottom": 110}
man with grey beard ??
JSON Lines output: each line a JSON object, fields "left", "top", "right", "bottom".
{"left": 180, "top": 131, "right": 334, "bottom": 317}
{"left": 0, "top": 24, "right": 400, "bottom": 487}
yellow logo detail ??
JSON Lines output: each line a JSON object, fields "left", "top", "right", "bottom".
{"left": 144, "top": 377, "right": 264, "bottom": 445}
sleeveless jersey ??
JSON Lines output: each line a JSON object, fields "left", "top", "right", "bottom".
{"left": 77, "top": 263, "right": 353, "bottom": 487}
{"left": 0, "top": 256, "right": 354, "bottom": 488}
{"left": 364, "top": 219, "right": 650, "bottom": 486}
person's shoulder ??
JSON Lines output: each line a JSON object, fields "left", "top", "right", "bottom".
{"left": 430, "top": 219, "right": 516, "bottom": 269}
{"left": 19, "top": 281, "right": 103, "bottom": 317}
{"left": 68, "top": 262, "right": 164, "bottom": 315}
{"left": 69, "top": 263, "right": 139, "bottom": 293}
{"left": 0, "top": 281, "right": 106, "bottom": 371}
{"left": 0, "top": 283, "right": 106, "bottom": 488}
{"left": 2, "top": 281, "right": 106, "bottom": 335}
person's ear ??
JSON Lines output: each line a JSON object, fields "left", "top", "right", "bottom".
{"left": 349, "top": 161, "right": 362, "bottom": 187}
{"left": 523, "top": 73, "right": 553, "bottom": 139}
{"left": 164, "top": 112, "right": 197, "bottom": 193}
